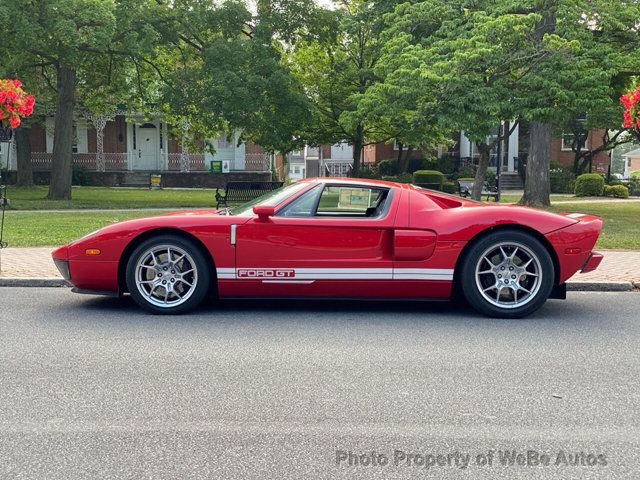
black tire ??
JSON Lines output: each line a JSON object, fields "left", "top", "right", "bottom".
{"left": 126, "top": 235, "right": 211, "bottom": 314}
{"left": 459, "top": 230, "right": 554, "bottom": 318}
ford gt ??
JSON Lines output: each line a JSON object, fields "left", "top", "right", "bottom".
{"left": 52, "top": 178, "right": 603, "bottom": 317}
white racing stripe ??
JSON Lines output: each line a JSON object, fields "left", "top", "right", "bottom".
{"left": 216, "top": 267, "right": 453, "bottom": 281}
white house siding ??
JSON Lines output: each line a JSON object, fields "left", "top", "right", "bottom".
{"left": 330, "top": 142, "right": 353, "bottom": 161}
{"left": 205, "top": 132, "right": 245, "bottom": 170}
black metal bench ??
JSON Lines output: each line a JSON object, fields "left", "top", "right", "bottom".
{"left": 215, "top": 181, "right": 284, "bottom": 208}
{"left": 458, "top": 181, "right": 499, "bottom": 202}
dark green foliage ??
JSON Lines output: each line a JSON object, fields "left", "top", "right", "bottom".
{"left": 377, "top": 159, "right": 399, "bottom": 176}
{"left": 72, "top": 167, "right": 90, "bottom": 186}
{"left": 550, "top": 168, "right": 576, "bottom": 194}
{"left": 442, "top": 181, "right": 457, "bottom": 194}
{"left": 413, "top": 170, "right": 444, "bottom": 187}
{"left": 575, "top": 173, "right": 605, "bottom": 196}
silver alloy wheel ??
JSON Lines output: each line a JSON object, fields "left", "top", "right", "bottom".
{"left": 134, "top": 244, "right": 198, "bottom": 308}
{"left": 474, "top": 241, "right": 542, "bottom": 309}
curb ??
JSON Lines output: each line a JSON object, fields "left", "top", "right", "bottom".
{"left": 0, "top": 278, "right": 69, "bottom": 287}
{"left": 567, "top": 281, "right": 635, "bottom": 292}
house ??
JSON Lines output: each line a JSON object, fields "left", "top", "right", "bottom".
{"left": 1, "top": 113, "right": 273, "bottom": 187}
{"left": 622, "top": 148, "right": 640, "bottom": 178}
{"left": 286, "top": 142, "right": 354, "bottom": 179}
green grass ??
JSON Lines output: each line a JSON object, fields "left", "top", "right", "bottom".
{"left": 2, "top": 210, "right": 171, "bottom": 247}
{"left": 5, "top": 186, "right": 216, "bottom": 210}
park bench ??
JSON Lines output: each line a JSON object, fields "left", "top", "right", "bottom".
{"left": 458, "top": 180, "right": 499, "bottom": 202}
{"left": 215, "top": 181, "right": 284, "bottom": 209}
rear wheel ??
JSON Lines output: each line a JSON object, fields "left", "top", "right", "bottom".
{"left": 460, "top": 230, "right": 554, "bottom": 318}
{"left": 126, "top": 235, "right": 210, "bottom": 314}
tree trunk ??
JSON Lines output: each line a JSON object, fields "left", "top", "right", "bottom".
{"left": 400, "top": 146, "right": 413, "bottom": 174}
{"left": 520, "top": 122, "right": 551, "bottom": 207}
{"left": 15, "top": 126, "right": 33, "bottom": 187}
{"left": 352, "top": 124, "right": 364, "bottom": 175}
{"left": 47, "top": 65, "right": 75, "bottom": 200}
{"left": 471, "top": 143, "right": 490, "bottom": 201}
{"left": 396, "top": 141, "right": 403, "bottom": 168}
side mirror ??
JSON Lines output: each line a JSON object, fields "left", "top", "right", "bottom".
{"left": 253, "top": 204, "right": 275, "bottom": 220}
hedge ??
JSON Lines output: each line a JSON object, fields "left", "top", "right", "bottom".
{"left": 574, "top": 173, "right": 604, "bottom": 196}
{"left": 603, "top": 184, "right": 629, "bottom": 198}
{"left": 442, "top": 181, "right": 457, "bottom": 194}
{"left": 413, "top": 170, "right": 445, "bottom": 188}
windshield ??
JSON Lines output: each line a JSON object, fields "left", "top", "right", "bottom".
{"left": 226, "top": 182, "right": 311, "bottom": 216}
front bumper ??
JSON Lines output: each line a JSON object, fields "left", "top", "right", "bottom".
{"left": 581, "top": 251, "right": 603, "bottom": 273}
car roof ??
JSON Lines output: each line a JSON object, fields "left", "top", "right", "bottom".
{"left": 299, "top": 177, "right": 412, "bottom": 189}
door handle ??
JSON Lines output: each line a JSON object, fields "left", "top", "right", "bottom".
{"left": 138, "top": 149, "right": 141, "bottom": 158}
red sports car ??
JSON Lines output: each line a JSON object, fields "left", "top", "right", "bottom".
{"left": 52, "top": 178, "right": 603, "bottom": 317}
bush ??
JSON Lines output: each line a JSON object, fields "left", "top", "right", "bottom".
{"left": 72, "top": 166, "right": 90, "bottom": 186}
{"left": 550, "top": 168, "right": 575, "bottom": 194}
{"left": 485, "top": 170, "right": 496, "bottom": 188}
{"left": 382, "top": 173, "right": 413, "bottom": 183}
{"left": 629, "top": 177, "right": 640, "bottom": 196}
{"left": 458, "top": 164, "right": 476, "bottom": 178}
{"left": 436, "top": 156, "right": 457, "bottom": 174}
{"left": 574, "top": 173, "right": 604, "bottom": 196}
{"left": 442, "top": 181, "right": 457, "bottom": 194}
{"left": 355, "top": 166, "right": 381, "bottom": 179}
{"left": 377, "top": 159, "right": 399, "bottom": 176}
{"left": 603, "top": 184, "right": 629, "bottom": 198}
{"left": 406, "top": 158, "right": 430, "bottom": 173}
{"left": 413, "top": 170, "right": 445, "bottom": 188}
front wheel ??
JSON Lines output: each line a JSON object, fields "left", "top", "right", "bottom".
{"left": 126, "top": 235, "right": 211, "bottom": 314}
{"left": 459, "top": 230, "right": 554, "bottom": 318}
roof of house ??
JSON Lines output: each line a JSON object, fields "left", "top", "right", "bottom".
{"left": 622, "top": 148, "right": 640, "bottom": 158}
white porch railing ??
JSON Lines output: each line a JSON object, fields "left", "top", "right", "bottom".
{"left": 167, "top": 153, "right": 206, "bottom": 172}
{"left": 31, "top": 152, "right": 128, "bottom": 171}
{"left": 324, "top": 162, "right": 353, "bottom": 177}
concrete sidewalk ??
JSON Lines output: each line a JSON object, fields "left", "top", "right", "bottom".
{"left": 0, "top": 247, "right": 638, "bottom": 291}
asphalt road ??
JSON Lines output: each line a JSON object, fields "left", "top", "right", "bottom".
{"left": 1, "top": 288, "right": 639, "bottom": 480}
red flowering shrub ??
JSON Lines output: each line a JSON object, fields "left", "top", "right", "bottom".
{"left": 0, "top": 79, "right": 35, "bottom": 129}
{"left": 620, "top": 86, "right": 640, "bottom": 130}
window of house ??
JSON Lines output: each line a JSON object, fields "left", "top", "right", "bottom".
{"left": 561, "top": 133, "right": 589, "bottom": 151}
{"left": 290, "top": 149, "right": 302, "bottom": 156}
{"left": 293, "top": 166, "right": 301, "bottom": 174}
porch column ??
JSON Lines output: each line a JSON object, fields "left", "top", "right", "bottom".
{"left": 179, "top": 121, "right": 190, "bottom": 172}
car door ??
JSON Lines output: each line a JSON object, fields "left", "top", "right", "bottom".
{"left": 230, "top": 183, "right": 400, "bottom": 298}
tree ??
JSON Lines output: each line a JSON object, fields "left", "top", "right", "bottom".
{"left": 517, "top": 0, "right": 640, "bottom": 205}
{"left": 290, "top": 0, "right": 390, "bottom": 173}
{"left": 373, "top": 0, "right": 532, "bottom": 198}
{"left": 0, "top": 0, "right": 168, "bottom": 199}
{"left": 151, "top": 0, "right": 319, "bottom": 159}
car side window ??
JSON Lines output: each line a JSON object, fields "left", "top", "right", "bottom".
{"left": 316, "top": 186, "right": 390, "bottom": 217}
{"left": 276, "top": 185, "right": 322, "bottom": 217}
